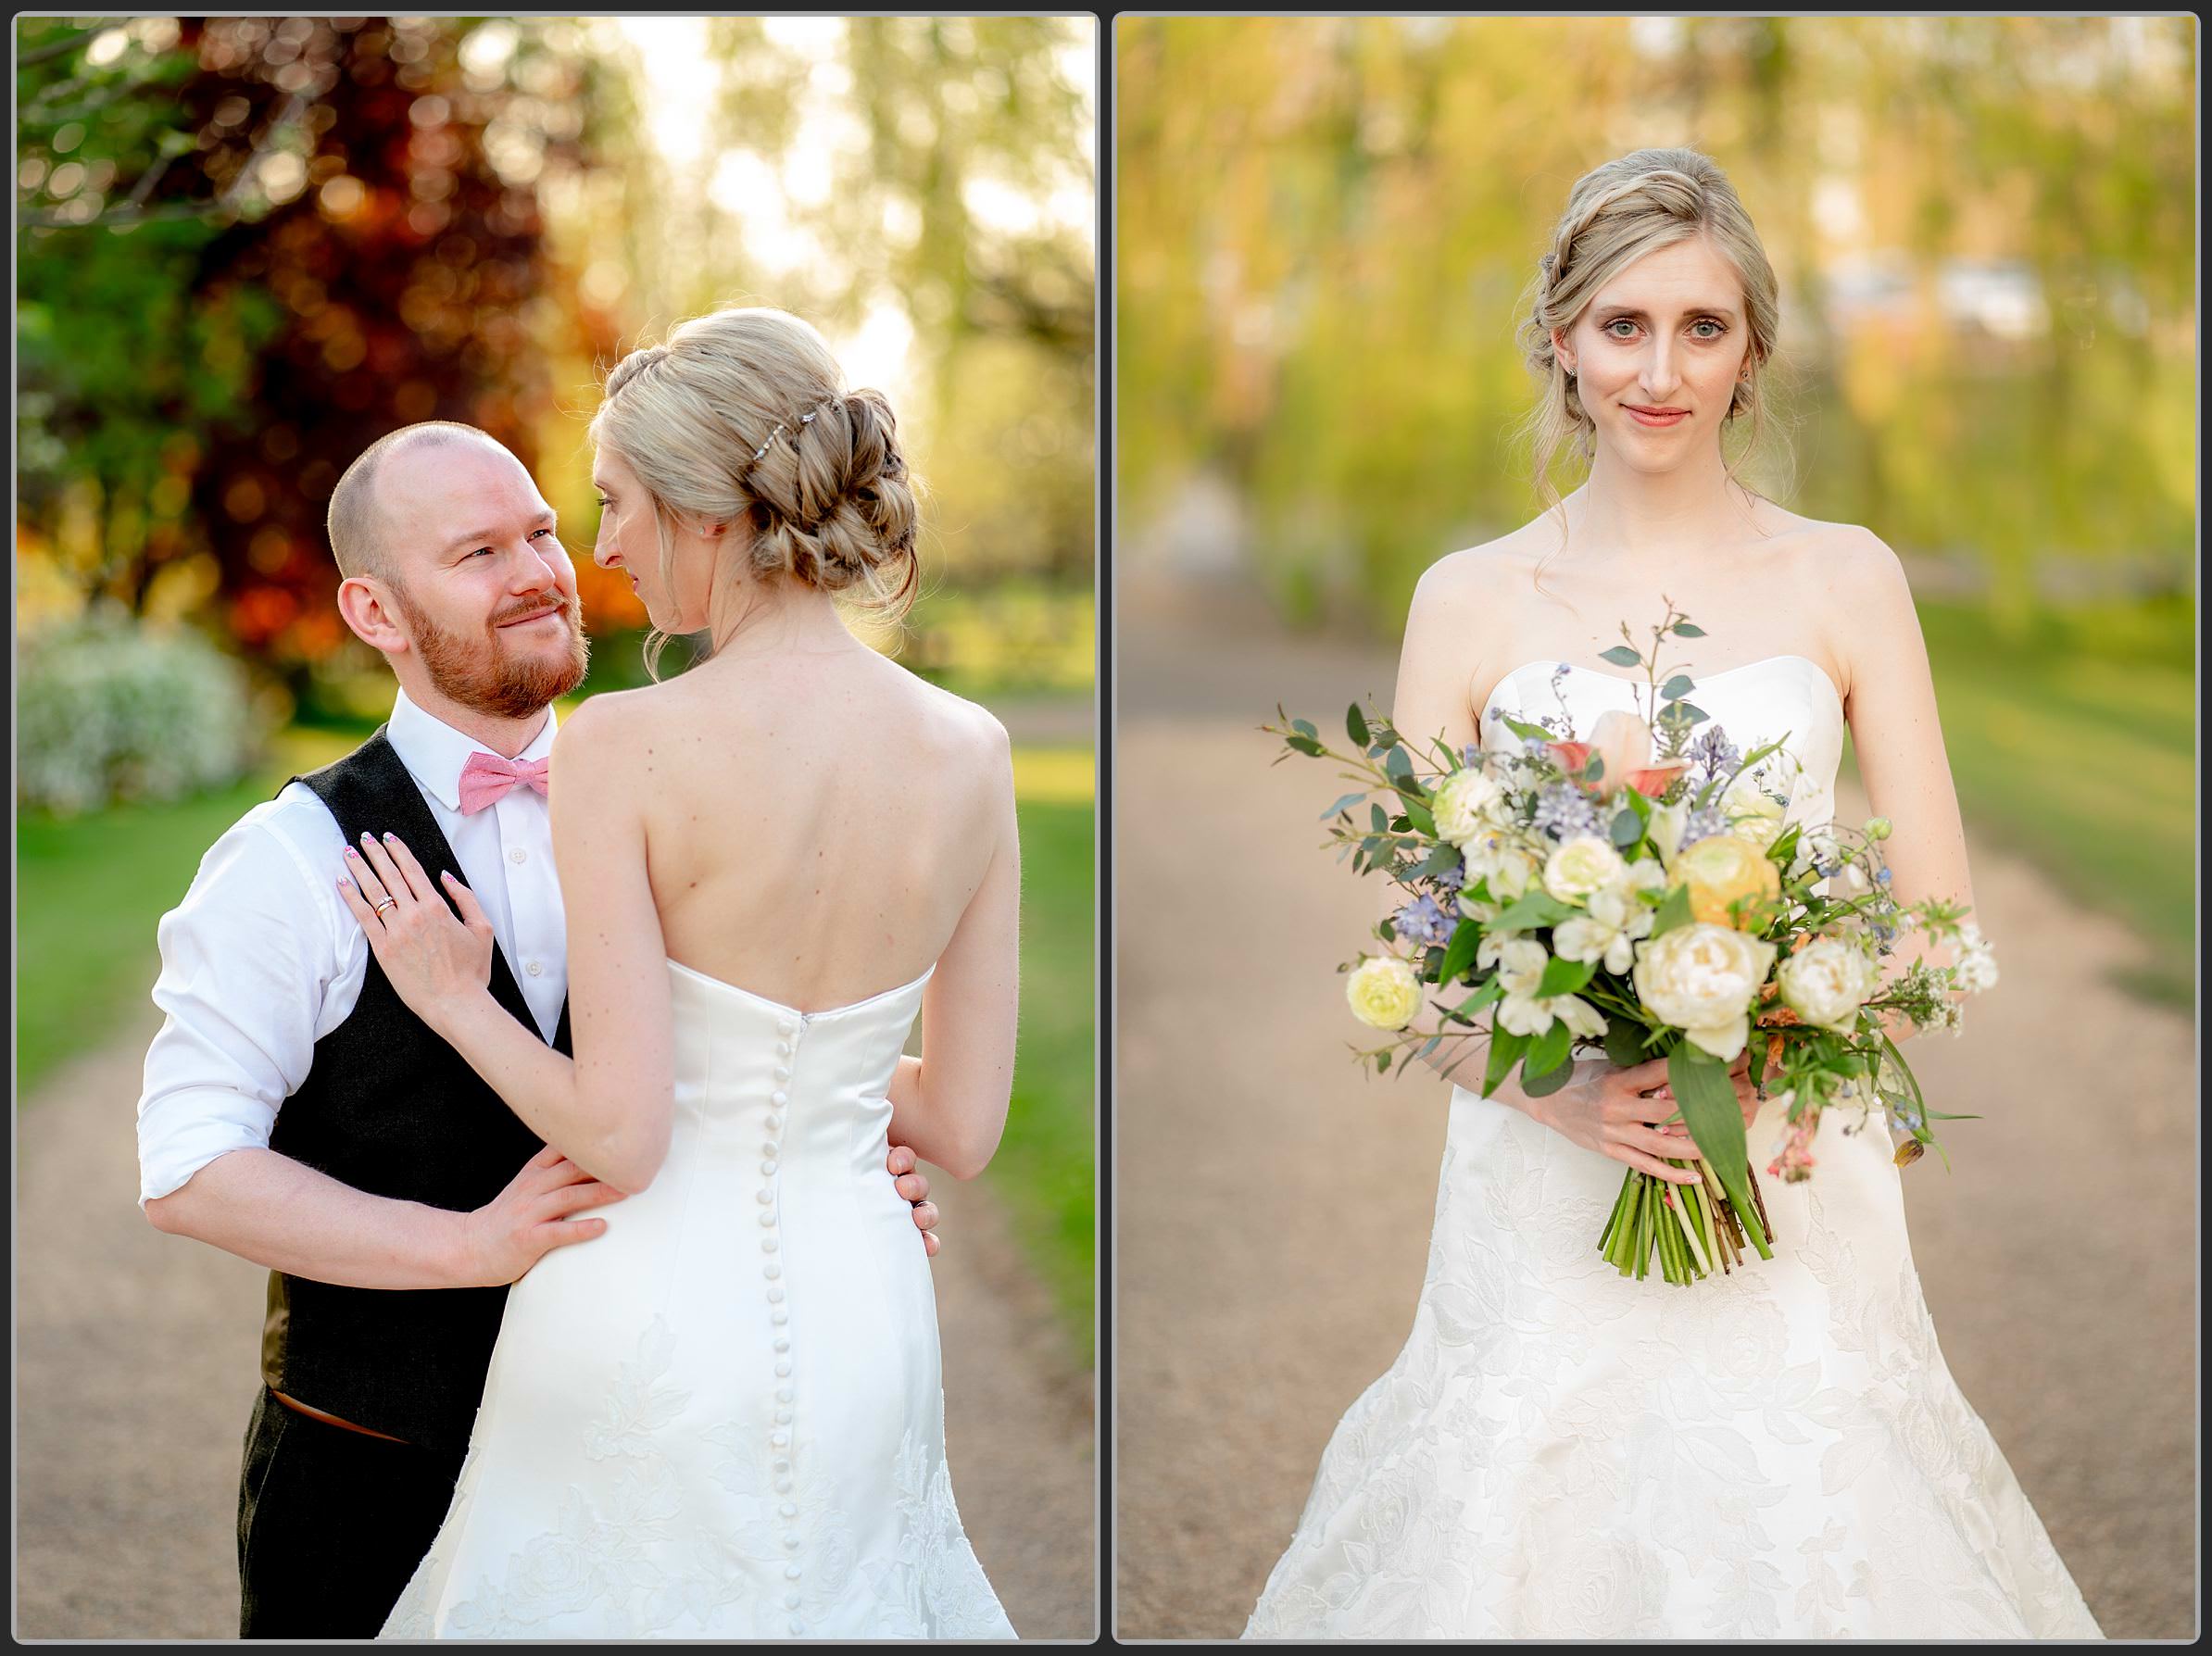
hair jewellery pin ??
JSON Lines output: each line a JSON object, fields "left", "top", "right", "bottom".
{"left": 749, "top": 409, "right": 822, "bottom": 462}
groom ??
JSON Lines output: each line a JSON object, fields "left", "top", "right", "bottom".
{"left": 137, "top": 421, "right": 942, "bottom": 1638}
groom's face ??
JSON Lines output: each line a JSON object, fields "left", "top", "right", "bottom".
{"left": 375, "top": 441, "right": 590, "bottom": 719}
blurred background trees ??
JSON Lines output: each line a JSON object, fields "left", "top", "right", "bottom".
{"left": 1118, "top": 15, "right": 2194, "bottom": 631}
{"left": 18, "top": 14, "right": 1095, "bottom": 722}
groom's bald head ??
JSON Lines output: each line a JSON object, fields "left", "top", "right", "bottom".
{"left": 326, "top": 421, "right": 518, "bottom": 583}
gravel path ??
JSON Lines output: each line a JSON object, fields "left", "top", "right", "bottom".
{"left": 14, "top": 1012, "right": 1094, "bottom": 1640}
{"left": 1112, "top": 583, "right": 2195, "bottom": 1639}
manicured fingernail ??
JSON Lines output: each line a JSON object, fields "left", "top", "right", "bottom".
{"left": 344, "top": 846, "right": 358, "bottom": 859}
{"left": 383, "top": 832, "right": 398, "bottom": 844}
{"left": 441, "top": 870, "right": 456, "bottom": 882}
{"left": 337, "top": 876, "right": 351, "bottom": 889}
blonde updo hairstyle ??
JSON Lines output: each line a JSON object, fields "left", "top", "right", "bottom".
{"left": 1516, "top": 147, "right": 1787, "bottom": 531}
{"left": 589, "top": 307, "right": 920, "bottom": 675}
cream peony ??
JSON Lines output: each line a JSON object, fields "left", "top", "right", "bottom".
{"left": 1347, "top": 955, "right": 1423, "bottom": 1030}
{"left": 1632, "top": 922, "right": 1777, "bottom": 1061}
{"left": 1497, "top": 989, "right": 1606, "bottom": 1042}
{"left": 1432, "top": 766, "right": 1507, "bottom": 846}
{"left": 1777, "top": 935, "right": 1879, "bottom": 1032}
{"left": 1477, "top": 934, "right": 1548, "bottom": 997}
{"left": 1542, "top": 834, "right": 1628, "bottom": 904}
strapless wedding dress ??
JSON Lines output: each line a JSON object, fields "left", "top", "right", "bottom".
{"left": 383, "top": 960, "right": 1013, "bottom": 1639}
{"left": 1245, "top": 656, "right": 2101, "bottom": 1639}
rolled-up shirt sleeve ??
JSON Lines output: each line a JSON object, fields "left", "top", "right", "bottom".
{"left": 136, "top": 793, "right": 352, "bottom": 1206}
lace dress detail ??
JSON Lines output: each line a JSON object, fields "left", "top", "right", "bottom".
{"left": 1244, "top": 658, "right": 2100, "bottom": 1640}
{"left": 382, "top": 965, "right": 1014, "bottom": 1640}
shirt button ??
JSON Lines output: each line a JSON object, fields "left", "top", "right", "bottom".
{"left": 762, "top": 1237, "right": 780, "bottom": 1255}
{"left": 774, "top": 1066, "right": 793, "bottom": 1083}
{"left": 509, "top": 847, "right": 527, "bottom": 864}
{"left": 780, "top": 1501, "right": 798, "bottom": 1519}
{"left": 756, "top": 1190, "right": 774, "bottom": 1206}
{"left": 784, "top": 1563, "right": 802, "bottom": 1581}
{"left": 775, "top": 1386, "right": 795, "bottom": 1403}
{"left": 759, "top": 1211, "right": 777, "bottom": 1228}
{"left": 774, "top": 1359, "right": 792, "bottom": 1376}
{"left": 525, "top": 960, "right": 543, "bottom": 977}
{"left": 783, "top": 1533, "right": 801, "bottom": 1550}
{"left": 764, "top": 1263, "right": 783, "bottom": 1281}
{"left": 771, "top": 1090, "right": 788, "bottom": 1106}
{"left": 774, "top": 1475, "right": 794, "bottom": 1494}
{"left": 784, "top": 1590, "right": 801, "bottom": 1610}
{"left": 767, "top": 1286, "right": 786, "bottom": 1303}
{"left": 777, "top": 1018, "right": 797, "bottom": 1037}
{"left": 788, "top": 1618, "right": 805, "bottom": 1635}
{"left": 771, "top": 1431, "right": 790, "bottom": 1449}
{"left": 771, "top": 1310, "right": 789, "bottom": 1326}
{"left": 773, "top": 1336, "right": 790, "bottom": 1353}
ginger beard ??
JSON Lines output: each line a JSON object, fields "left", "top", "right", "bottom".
{"left": 390, "top": 581, "right": 591, "bottom": 721}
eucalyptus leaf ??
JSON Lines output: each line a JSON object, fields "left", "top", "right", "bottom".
{"left": 1403, "top": 799, "right": 1437, "bottom": 837}
{"left": 1610, "top": 807, "right": 1642, "bottom": 847}
{"left": 1660, "top": 673, "right": 1695, "bottom": 702}
{"left": 1290, "top": 717, "right": 1318, "bottom": 741}
{"left": 1446, "top": 978, "right": 1505, "bottom": 1022}
{"left": 1599, "top": 645, "right": 1643, "bottom": 668}
{"left": 1347, "top": 703, "right": 1370, "bottom": 746}
{"left": 1286, "top": 734, "right": 1324, "bottom": 757}
{"left": 1674, "top": 621, "right": 1706, "bottom": 637}
{"left": 1323, "top": 791, "right": 1367, "bottom": 822}
{"left": 1502, "top": 717, "right": 1553, "bottom": 745}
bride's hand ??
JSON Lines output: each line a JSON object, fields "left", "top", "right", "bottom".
{"left": 1522, "top": 1054, "right": 1707, "bottom": 1184}
{"left": 337, "top": 831, "right": 496, "bottom": 1033}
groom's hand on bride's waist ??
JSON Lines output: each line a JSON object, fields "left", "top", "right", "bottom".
{"left": 459, "top": 1145, "right": 628, "bottom": 1286}
{"left": 887, "top": 1144, "right": 941, "bottom": 1258}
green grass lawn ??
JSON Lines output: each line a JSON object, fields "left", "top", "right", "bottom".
{"left": 1908, "top": 599, "right": 2195, "bottom": 1007}
{"left": 990, "top": 784, "right": 1097, "bottom": 1361}
{"left": 16, "top": 726, "right": 1096, "bottom": 1356}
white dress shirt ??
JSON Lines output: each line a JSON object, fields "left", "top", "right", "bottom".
{"left": 135, "top": 687, "right": 568, "bottom": 1205}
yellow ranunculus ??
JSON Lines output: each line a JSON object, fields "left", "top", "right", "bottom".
{"left": 1675, "top": 833, "right": 1781, "bottom": 929}
{"left": 1347, "top": 955, "right": 1424, "bottom": 1030}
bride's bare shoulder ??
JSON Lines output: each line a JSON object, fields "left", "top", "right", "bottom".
{"left": 1755, "top": 508, "right": 1913, "bottom": 607}
{"left": 1411, "top": 521, "right": 1551, "bottom": 613}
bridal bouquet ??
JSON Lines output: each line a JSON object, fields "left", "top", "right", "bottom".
{"left": 1265, "top": 604, "right": 1997, "bottom": 1287}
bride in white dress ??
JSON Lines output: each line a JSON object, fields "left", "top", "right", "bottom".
{"left": 336, "top": 307, "right": 1018, "bottom": 1638}
{"left": 1244, "top": 150, "right": 2101, "bottom": 1639}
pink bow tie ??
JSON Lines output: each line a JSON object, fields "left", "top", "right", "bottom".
{"left": 458, "top": 750, "right": 550, "bottom": 815}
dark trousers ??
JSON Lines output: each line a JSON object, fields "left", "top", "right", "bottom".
{"left": 236, "top": 1386, "right": 468, "bottom": 1638}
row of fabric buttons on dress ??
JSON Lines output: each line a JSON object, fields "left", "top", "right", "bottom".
{"left": 761, "top": 1010, "right": 804, "bottom": 1636}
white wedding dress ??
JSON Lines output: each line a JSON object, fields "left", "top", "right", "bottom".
{"left": 1245, "top": 655, "right": 2102, "bottom": 1639}
{"left": 383, "top": 960, "right": 1014, "bottom": 1639}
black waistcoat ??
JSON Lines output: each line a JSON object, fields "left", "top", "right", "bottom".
{"left": 261, "top": 727, "right": 569, "bottom": 1450}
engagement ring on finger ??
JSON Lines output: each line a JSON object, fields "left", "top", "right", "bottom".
{"left": 373, "top": 897, "right": 398, "bottom": 916}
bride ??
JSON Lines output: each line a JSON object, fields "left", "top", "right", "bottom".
{"left": 334, "top": 307, "right": 1019, "bottom": 1638}
{"left": 1244, "top": 150, "right": 2102, "bottom": 1639}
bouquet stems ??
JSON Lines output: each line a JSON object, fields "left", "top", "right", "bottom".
{"left": 1601, "top": 1161, "right": 1772, "bottom": 1286}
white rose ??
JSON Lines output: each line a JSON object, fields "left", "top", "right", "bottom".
{"left": 1347, "top": 955, "right": 1423, "bottom": 1030}
{"left": 1432, "top": 767, "right": 1507, "bottom": 846}
{"left": 1542, "top": 834, "right": 1628, "bottom": 904}
{"left": 1632, "top": 922, "right": 1778, "bottom": 1061}
{"left": 1722, "top": 770, "right": 1789, "bottom": 848}
{"left": 1777, "top": 935, "right": 1879, "bottom": 1032}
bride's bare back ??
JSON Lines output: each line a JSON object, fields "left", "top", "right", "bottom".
{"left": 630, "top": 638, "right": 1011, "bottom": 1011}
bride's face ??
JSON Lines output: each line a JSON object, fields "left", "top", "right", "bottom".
{"left": 589, "top": 445, "right": 728, "bottom": 633}
{"left": 1552, "top": 235, "right": 1752, "bottom": 474}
